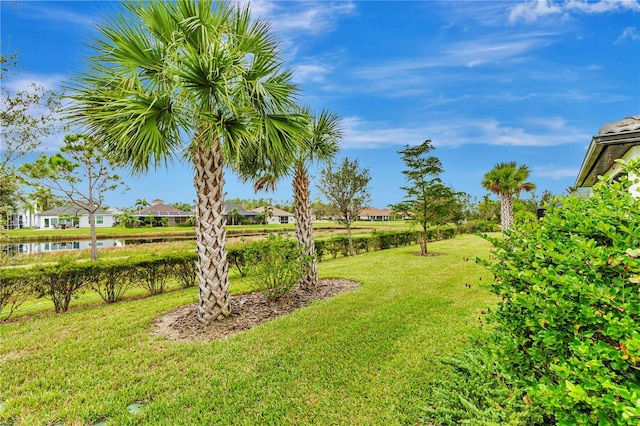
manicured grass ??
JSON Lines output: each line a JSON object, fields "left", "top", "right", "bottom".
{"left": 0, "top": 234, "right": 495, "bottom": 425}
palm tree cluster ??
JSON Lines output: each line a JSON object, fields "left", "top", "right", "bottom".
{"left": 65, "top": 0, "right": 344, "bottom": 323}
{"left": 66, "top": 0, "right": 336, "bottom": 323}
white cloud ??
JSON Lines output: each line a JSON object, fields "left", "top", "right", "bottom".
{"left": 346, "top": 32, "right": 556, "bottom": 98}
{"left": 509, "top": 0, "right": 640, "bottom": 23}
{"left": 292, "top": 63, "right": 332, "bottom": 84}
{"left": 534, "top": 167, "right": 581, "bottom": 179}
{"left": 565, "top": 0, "right": 640, "bottom": 14}
{"left": 339, "top": 116, "right": 589, "bottom": 150}
{"left": 340, "top": 117, "right": 425, "bottom": 149}
{"left": 2, "top": 73, "right": 66, "bottom": 93}
{"left": 249, "top": 0, "right": 356, "bottom": 36}
{"left": 509, "top": 0, "right": 564, "bottom": 23}
{"left": 616, "top": 26, "right": 640, "bottom": 44}
{"left": 5, "top": 3, "right": 97, "bottom": 28}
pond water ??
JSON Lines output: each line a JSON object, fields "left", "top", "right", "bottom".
{"left": 0, "top": 234, "right": 260, "bottom": 255}
{"left": 1, "top": 237, "right": 194, "bottom": 255}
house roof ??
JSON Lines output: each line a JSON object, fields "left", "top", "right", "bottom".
{"left": 134, "top": 200, "right": 191, "bottom": 217}
{"left": 39, "top": 205, "right": 112, "bottom": 216}
{"left": 251, "top": 206, "right": 294, "bottom": 217}
{"left": 225, "top": 202, "right": 258, "bottom": 217}
{"left": 360, "top": 207, "right": 391, "bottom": 216}
{"left": 575, "top": 115, "right": 640, "bottom": 188}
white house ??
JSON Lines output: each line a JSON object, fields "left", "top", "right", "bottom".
{"left": 575, "top": 115, "right": 640, "bottom": 196}
{"left": 37, "top": 205, "right": 115, "bottom": 229}
{"left": 4, "top": 206, "right": 38, "bottom": 229}
{"left": 251, "top": 206, "right": 295, "bottom": 224}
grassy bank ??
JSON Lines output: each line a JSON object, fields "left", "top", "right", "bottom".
{"left": 0, "top": 234, "right": 494, "bottom": 425}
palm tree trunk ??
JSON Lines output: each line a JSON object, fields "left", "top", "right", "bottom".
{"left": 500, "top": 193, "right": 514, "bottom": 232}
{"left": 293, "top": 162, "right": 317, "bottom": 290}
{"left": 193, "top": 141, "right": 230, "bottom": 324}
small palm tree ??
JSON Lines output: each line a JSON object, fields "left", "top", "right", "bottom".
{"left": 66, "top": 1, "right": 307, "bottom": 323}
{"left": 115, "top": 208, "right": 138, "bottom": 228}
{"left": 481, "top": 162, "right": 536, "bottom": 232}
{"left": 245, "top": 109, "right": 341, "bottom": 290}
{"left": 293, "top": 110, "right": 341, "bottom": 289}
{"left": 134, "top": 198, "right": 149, "bottom": 212}
{"left": 263, "top": 205, "right": 274, "bottom": 224}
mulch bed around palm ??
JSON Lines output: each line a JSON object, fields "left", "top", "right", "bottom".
{"left": 151, "top": 278, "right": 360, "bottom": 342}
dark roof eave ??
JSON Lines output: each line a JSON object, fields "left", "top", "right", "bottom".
{"left": 575, "top": 130, "right": 640, "bottom": 188}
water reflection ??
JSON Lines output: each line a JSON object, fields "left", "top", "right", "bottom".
{"left": 2, "top": 239, "right": 125, "bottom": 254}
{"left": 1, "top": 235, "right": 255, "bottom": 255}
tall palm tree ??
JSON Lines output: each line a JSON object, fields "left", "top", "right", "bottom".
{"left": 247, "top": 109, "right": 341, "bottom": 290}
{"left": 481, "top": 162, "right": 536, "bottom": 232}
{"left": 66, "top": 1, "right": 307, "bottom": 323}
{"left": 293, "top": 110, "right": 341, "bottom": 290}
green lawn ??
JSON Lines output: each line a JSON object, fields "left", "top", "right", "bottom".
{"left": 0, "top": 234, "right": 495, "bottom": 425}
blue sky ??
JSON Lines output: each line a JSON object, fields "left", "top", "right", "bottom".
{"left": 2, "top": 0, "right": 639, "bottom": 210}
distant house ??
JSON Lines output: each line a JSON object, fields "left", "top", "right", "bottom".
{"left": 251, "top": 206, "right": 295, "bottom": 224}
{"left": 134, "top": 199, "right": 192, "bottom": 226}
{"left": 37, "top": 205, "right": 115, "bottom": 229}
{"left": 224, "top": 202, "right": 259, "bottom": 225}
{"left": 4, "top": 206, "right": 37, "bottom": 229}
{"left": 359, "top": 207, "right": 391, "bottom": 221}
{"left": 575, "top": 115, "right": 640, "bottom": 196}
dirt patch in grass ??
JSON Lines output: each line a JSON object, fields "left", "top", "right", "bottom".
{"left": 151, "top": 278, "right": 359, "bottom": 342}
{"left": 410, "top": 252, "right": 444, "bottom": 257}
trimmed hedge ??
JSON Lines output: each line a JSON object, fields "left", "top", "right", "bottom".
{"left": 0, "top": 228, "right": 455, "bottom": 317}
{"left": 316, "top": 227, "right": 455, "bottom": 260}
{"left": 0, "top": 251, "right": 199, "bottom": 314}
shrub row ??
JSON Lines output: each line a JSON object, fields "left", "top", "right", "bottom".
{"left": 457, "top": 219, "right": 500, "bottom": 234}
{"left": 0, "top": 251, "right": 198, "bottom": 317}
{"left": 316, "top": 227, "right": 455, "bottom": 260}
{"left": 0, "top": 228, "right": 453, "bottom": 319}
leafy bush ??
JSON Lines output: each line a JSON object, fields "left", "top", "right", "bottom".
{"left": 479, "top": 159, "right": 640, "bottom": 424}
{"left": 422, "top": 343, "right": 545, "bottom": 425}
{"left": 458, "top": 219, "right": 499, "bottom": 234}
{"left": 314, "top": 239, "right": 326, "bottom": 261}
{"left": 32, "top": 256, "right": 86, "bottom": 313}
{"left": 135, "top": 254, "right": 174, "bottom": 295}
{"left": 244, "top": 233, "right": 309, "bottom": 300}
{"left": 172, "top": 253, "right": 197, "bottom": 288}
{"left": 0, "top": 267, "right": 32, "bottom": 320}
{"left": 87, "top": 260, "right": 136, "bottom": 303}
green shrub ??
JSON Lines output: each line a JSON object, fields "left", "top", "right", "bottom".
{"left": 87, "top": 260, "right": 136, "bottom": 303}
{"left": 171, "top": 251, "right": 197, "bottom": 288}
{"left": 244, "top": 233, "right": 309, "bottom": 300}
{"left": 135, "top": 254, "right": 174, "bottom": 295}
{"left": 0, "top": 267, "right": 32, "bottom": 320}
{"left": 458, "top": 220, "right": 499, "bottom": 234}
{"left": 228, "top": 246, "right": 245, "bottom": 276}
{"left": 324, "top": 236, "right": 348, "bottom": 259}
{"left": 32, "top": 256, "right": 86, "bottom": 313}
{"left": 422, "top": 343, "right": 546, "bottom": 425}
{"left": 479, "top": 159, "right": 640, "bottom": 424}
{"left": 353, "top": 236, "right": 372, "bottom": 253}
{"left": 314, "top": 239, "right": 326, "bottom": 261}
